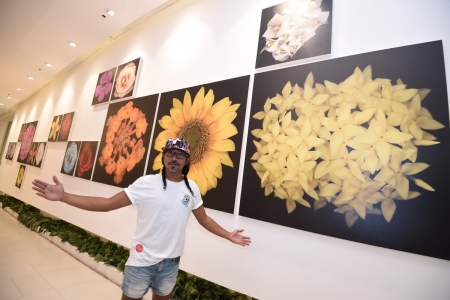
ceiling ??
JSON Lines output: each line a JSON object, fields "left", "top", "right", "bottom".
{"left": 0, "top": 0, "right": 178, "bottom": 121}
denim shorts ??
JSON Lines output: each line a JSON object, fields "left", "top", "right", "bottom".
{"left": 121, "top": 257, "right": 180, "bottom": 297}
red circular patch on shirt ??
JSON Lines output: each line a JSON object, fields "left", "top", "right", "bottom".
{"left": 136, "top": 244, "right": 144, "bottom": 253}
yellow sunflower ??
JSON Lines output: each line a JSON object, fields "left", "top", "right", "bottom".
{"left": 16, "top": 165, "right": 25, "bottom": 187}
{"left": 153, "top": 87, "right": 240, "bottom": 195}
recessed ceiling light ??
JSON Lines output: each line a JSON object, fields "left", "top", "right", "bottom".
{"left": 28, "top": 76, "right": 33, "bottom": 80}
{"left": 16, "top": 88, "right": 21, "bottom": 91}
{"left": 45, "top": 63, "right": 52, "bottom": 67}
{"left": 107, "top": 10, "right": 115, "bottom": 16}
{"left": 7, "top": 95, "right": 11, "bottom": 99}
{"left": 69, "top": 42, "right": 77, "bottom": 47}
{"left": 0, "top": 103, "right": 3, "bottom": 106}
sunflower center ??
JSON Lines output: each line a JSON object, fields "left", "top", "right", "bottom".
{"left": 178, "top": 120, "right": 209, "bottom": 164}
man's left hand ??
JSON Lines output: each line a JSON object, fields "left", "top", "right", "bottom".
{"left": 230, "top": 229, "right": 251, "bottom": 246}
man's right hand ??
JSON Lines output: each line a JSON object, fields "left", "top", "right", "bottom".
{"left": 32, "top": 176, "right": 64, "bottom": 202}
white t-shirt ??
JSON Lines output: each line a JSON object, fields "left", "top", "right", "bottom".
{"left": 123, "top": 173, "right": 203, "bottom": 266}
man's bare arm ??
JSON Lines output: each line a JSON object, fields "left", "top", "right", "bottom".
{"left": 192, "top": 205, "right": 251, "bottom": 246}
{"left": 32, "top": 176, "right": 131, "bottom": 212}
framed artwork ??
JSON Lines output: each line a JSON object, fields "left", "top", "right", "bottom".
{"left": 57, "top": 112, "right": 75, "bottom": 142}
{"left": 146, "top": 76, "right": 251, "bottom": 214}
{"left": 48, "top": 115, "right": 62, "bottom": 141}
{"left": 92, "top": 94, "right": 158, "bottom": 188}
{"left": 33, "top": 142, "right": 47, "bottom": 168}
{"left": 255, "top": 0, "right": 332, "bottom": 69}
{"left": 74, "top": 141, "right": 99, "bottom": 180}
{"left": 25, "top": 142, "right": 38, "bottom": 166}
{"left": 17, "top": 121, "right": 38, "bottom": 164}
{"left": 15, "top": 165, "right": 26, "bottom": 189}
{"left": 18, "top": 123, "right": 27, "bottom": 142}
{"left": 61, "top": 141, "right": 81, "bottom": 176}
{"left": 110, "top": 58, "right": 142, "bottom": 102}
{"left": 92, "top": 67, "right": 117, "bottom": 105}
{"left": 240, "top": 41, "right": 450, "bottom": 260}
{"left": 5, "top": 142, "right": 17, "bottom": 160}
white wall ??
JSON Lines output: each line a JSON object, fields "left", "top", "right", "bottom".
{"left": 0, "top": 120, "right": 9, "bottom": 163}
{"left": 1, "top": 0, "right": 450, "bottom": 299}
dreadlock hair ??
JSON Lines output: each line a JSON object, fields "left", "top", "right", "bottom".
{"left": 161, "top": 154, "right": 194, "bottom": 196}
{"left": 182, "top": 164, "right": 194, "bottom": 196}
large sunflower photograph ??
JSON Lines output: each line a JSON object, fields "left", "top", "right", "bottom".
{"left": 92, "top": 94, "right": 158, "bottom": 188}
{"left": 146, "top": 76, "right": 250, "bottom": 214}
{"left": 240, "top": 41, "right": 450, "bottom": 261}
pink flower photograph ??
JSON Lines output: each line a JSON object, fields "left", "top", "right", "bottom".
{"left": 92, "top": 67, "right": 116, "bottom": 106}
{"left": 17, "top": 121, "right": 38, "bottom": 164}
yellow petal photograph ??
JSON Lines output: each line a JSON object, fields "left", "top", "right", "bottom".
{"left": 241, "top": 41, "right": 450, "bottom": 261}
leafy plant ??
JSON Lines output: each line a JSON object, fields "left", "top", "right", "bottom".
{"left": 0, "top": 195, "right": 256, "bottom": 299}
{"left": 171, "top": 270, "right": 253, "bottom": 300}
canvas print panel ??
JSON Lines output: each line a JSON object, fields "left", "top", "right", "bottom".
{"left": 17, "top": 121, "right": 38, "bottom": 164}
{"left": 18, "top": 123, "right": 27, "bottom": 142}
{"left": 92, "top": 67, "right": 117, "bottom": 105}
{"left": 74, "top": 141, "right": 99, "bottom": 180}
{"left": 48, "top": 115, "right": 62, "bottom": 141}
{"left": 25, "top": 142, "right": 39, "bottom": 166}
{"left": 146, "top": 76, "right": 250, "bottom": 214}
{"left": 92, "top": 94, "right": 158, "bottom": 188}
{"left": 241, "top": 41, "right": 450, "bottom": 260}
{"left": 57, "top": 112, "right": 75, "bottom": 142}
{"left": 15, "top": 165, "right": 26, "bottom": 189}
{"left": 34, "top": 142, "right": 47, "bottom": 168}
{"left": 61, "top": 141, "right": 81, "bottom": 176}
{"left": 255, "top": 0, "right": 332, "bottom": 69}
{"left": 110, "top": 58, "right": 141, "bottom": 102}
{"left": 5, "top": 142, "right": 16, "bottom": 160}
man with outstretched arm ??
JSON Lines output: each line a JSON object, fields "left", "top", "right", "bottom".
{"left": 32, "top": 138, "right": 251, "bottom": 300}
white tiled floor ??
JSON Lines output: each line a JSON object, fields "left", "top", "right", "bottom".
{"left": 0, "top": 208, "right": 153, "bottom": 300}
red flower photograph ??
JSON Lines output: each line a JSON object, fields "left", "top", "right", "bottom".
{"left": 75, "top": 141, "right": 99, "bottom": 180}
{"left": 57, "top": 112, "right": 75, "bottom": 142}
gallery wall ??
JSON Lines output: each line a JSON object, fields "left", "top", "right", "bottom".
{"left": 0, "top": 121, "right": 9, "bottom": 163}
{"left": 0, "top": 0, "right": 450, "bottom": 299}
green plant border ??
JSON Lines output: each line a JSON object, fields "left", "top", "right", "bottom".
{"left": 0, "top": 194, "right": 256, "bottom": 300}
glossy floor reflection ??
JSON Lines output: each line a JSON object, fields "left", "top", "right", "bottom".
{"left": 0, "top": 208, "right": 153, "bottom": 300}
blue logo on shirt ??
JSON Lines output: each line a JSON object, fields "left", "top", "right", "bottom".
{"left": 181, "top": 195, "right": 190, "bottom": 208}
